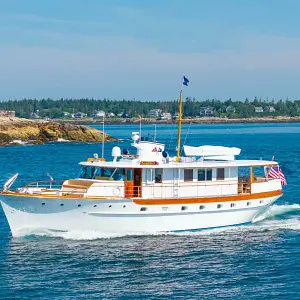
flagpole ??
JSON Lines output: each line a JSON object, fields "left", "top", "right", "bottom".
{"left": 176, "top": 77, "right": 184, "bottom": 162}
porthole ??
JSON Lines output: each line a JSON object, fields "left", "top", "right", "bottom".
{"left": 231, "top": 203, "right": 236, "bottom": 208}
{"left": 60, "top": 203, "right": 64, "bottom": 206}
{"left": 140, "top": 207, "right": 147, "bottom": 211}
{"left": 42, "top": 202, "right": 45, "bottom": 206}
{"left": 217, "top": 204, "right": 222, "bottom": 209}
{"left": 109, "top": 205, "right": 112, "bottom": 208}
{"left": 247, "top": 202, "right": 251, "bottom": 206}
{"left": 94, "top": 204, "right": 97, "bottom": 208}
{"left": 181, "top": 206, "right": 188, "bottom": 211}
{"left": 260, "top": 200, "right": 264, "bottom": 204}
{"left": 123, "top": 205, "right": 126, "bottom": 208}
{"left": 78, "top": 204, "right": 81, "bottom": 207}
{"left": 199, "top": 205, "right": 205, "bottom": 210}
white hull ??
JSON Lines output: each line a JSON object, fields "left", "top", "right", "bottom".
{"left": 0, "top": 194, "right": 280, "bottom": 237}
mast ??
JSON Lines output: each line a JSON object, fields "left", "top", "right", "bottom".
{"left": 176, "top": 89, "right": 183, "bottom": 162}
{"left": 176, "top": 75, "right": 189, "bottom": 162}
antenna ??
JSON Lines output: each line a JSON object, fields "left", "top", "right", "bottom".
{"left": 139, "top": 114, "right": 142, "bottom": 140}
{"left": 97, "top": 111, "right": 105, "bottom": 158}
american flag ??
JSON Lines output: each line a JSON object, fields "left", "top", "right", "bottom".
{"left": 267, "top": 166, "right": 287, "bottom": 185}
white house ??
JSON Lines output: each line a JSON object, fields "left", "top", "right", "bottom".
{"left": 149, "top": 109, "right": 162, "bottom": 117}
{"left": 199, "top": 107, "right": 216, "bottom": 117}
{"left": 264, "top": 106, "right": 276, "bottom": 113}
{"left": 159, "top": 112, "right": 172, "bottom": 120}
{"left": 92, "top": 110, "right": 105, "bottom": 119}
{"left": 255, "top": 107, "right": 264, "bottom": 113}
{"left": 226, "top": 106, "right": 236, "bottom": 113}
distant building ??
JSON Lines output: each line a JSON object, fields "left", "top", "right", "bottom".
{"left": 225, "top": 106, "right": 236, "bottom": 113}
{"left": 159, "top": 112, "right": 172, "bottom": 120}
{"left": 30, "top": 112, "right": 40, "bottom": 119}
{"left": 92, "top": 110, "right": 105, "bottom": 119}
{"left": 149, "top": 109, "right": 162, "bottom": 117}
{"left": 0, "top": 110, "right": 15, "bottom": 117}
{"left": 107, "top": 112, "right": 115, "bottom": 117}
{"left": 172, "top": 113, "right": 179, "bottom": 120}
{"left": 199, "top": 107, "right": 216, "bottom": 117}
{"left": 264, "top": 106, "right": 276, "bottom": 112}
{"left": 117, "top": 112, "right": 128, "bottom": 118}
{"left": 63, "top": 112, "right": 71, "bottom": 118}
{"left": 255, "top": 107, "right": 264, "bottom": 113}
{"left": 74, "top": 112, "right": 87, "bottom": 119}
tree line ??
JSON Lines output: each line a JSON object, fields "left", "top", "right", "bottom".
{"left": 0, "top": 97, "right": 300, "bottom": 119}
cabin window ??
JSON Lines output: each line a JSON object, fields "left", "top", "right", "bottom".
{"left": 198, "top": 168, "right": 212, "bottom": 181}
{"left": 155, "top": 168, "right": 163, "bottom": 183}
{"left": 198, "top": 169, "right": 206, "bottom": 181}
{"left": 217, "top": 168, "right": 225, "bottom": 180}
{"left": 181, "top": 206, "right": 188, "bottom": 211}
{"left": 140, "top": 207, "right": 147, "bottom": 211}
{"left": 126, "top": 169, "right": 133, "bottom": 181}
{"left": 199, "top": 205, "right": 205, "bottom": 210}
{"left": 184, "top": 169, "right": 193, "bottom": 181}
{"left": 217, "top": 204, "right": 222, "bottom": 209}
{"left": 207, "top": 169, "right": 212, "bottom": 180}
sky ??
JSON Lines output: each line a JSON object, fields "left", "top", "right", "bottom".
{"left": 1, "top": 0, "right": 300, "bottom": 101}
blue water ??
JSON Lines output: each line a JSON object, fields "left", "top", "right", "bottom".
{"left": 0, "top": 123, "right": 300, "bottom": 299}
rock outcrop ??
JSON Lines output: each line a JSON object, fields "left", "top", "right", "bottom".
{"left": 0, "top": 117, "right": 116, "bottom": 146}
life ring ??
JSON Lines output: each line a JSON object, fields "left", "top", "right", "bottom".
{"left": 113, "top": 187, "right": 120, "bottom": 196}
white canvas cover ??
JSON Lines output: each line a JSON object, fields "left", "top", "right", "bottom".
{"left": 183, "top": 145, "right": 241, "bottom": 157}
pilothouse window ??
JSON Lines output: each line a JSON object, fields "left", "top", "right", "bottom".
{"left": 217, "top": 168, "right": 225, "bottom": 180}
{"left": 184, "top": 169, "right": 193, "bottom": 181}
{"left": 198, "top": 168, "right": 212, "bottom": 181}
{"left": 78, "top": 166, "right": 125, "bottom": 180}
{"left": 155, "top": 168, "right": 163, "bottom": 183}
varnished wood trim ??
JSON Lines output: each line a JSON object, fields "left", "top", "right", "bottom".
{"left": 133, "top": 190, "right": 283, "bottom": 205}
{"left": 1, "top": 189, "right": 282, "bottom": 203}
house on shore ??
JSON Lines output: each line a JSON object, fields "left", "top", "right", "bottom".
{"left": 159, "top": 112, "right": 172, "bottom": 120}
{"left": 255, "top": 107, "right": 264, "bottom": 113}
{"left": 149, "top": 109, "right": 162, "bottom": 117}
{"left": 199, "top": 107, "right": 216, "bottom": 117}
{"left": 264, "top": 106, "right": 276, "bottom": 113}
{"left": 225, "top": 106, "right": 236, "bottom": 114}
{"left": 92, "top": 110, "right": 105, "bottom": 119}
{"left": 0, "top": 110, "right": 15, "bottom": 117}
{"left": 74, "top": 112, "right": 87, "bottom": 119}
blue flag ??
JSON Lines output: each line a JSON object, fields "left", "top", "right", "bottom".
{"left": 183, "top": 76, "right": 189, "bottom": 86}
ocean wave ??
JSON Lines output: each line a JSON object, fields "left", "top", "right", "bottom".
{"left": 9, "top": 140, "right": 27, "bottom": 145}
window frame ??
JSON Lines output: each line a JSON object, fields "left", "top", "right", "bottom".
{"left": 197, "top": 168, "right": 213, "bottom": 181}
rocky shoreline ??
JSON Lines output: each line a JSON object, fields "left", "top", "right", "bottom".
{"left": 0, "top": 117, "right": 116, "bottom": 146}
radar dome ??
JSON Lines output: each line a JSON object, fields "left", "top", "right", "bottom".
{"left": 112, "top": 146, "right": 121, "bottom": 158}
